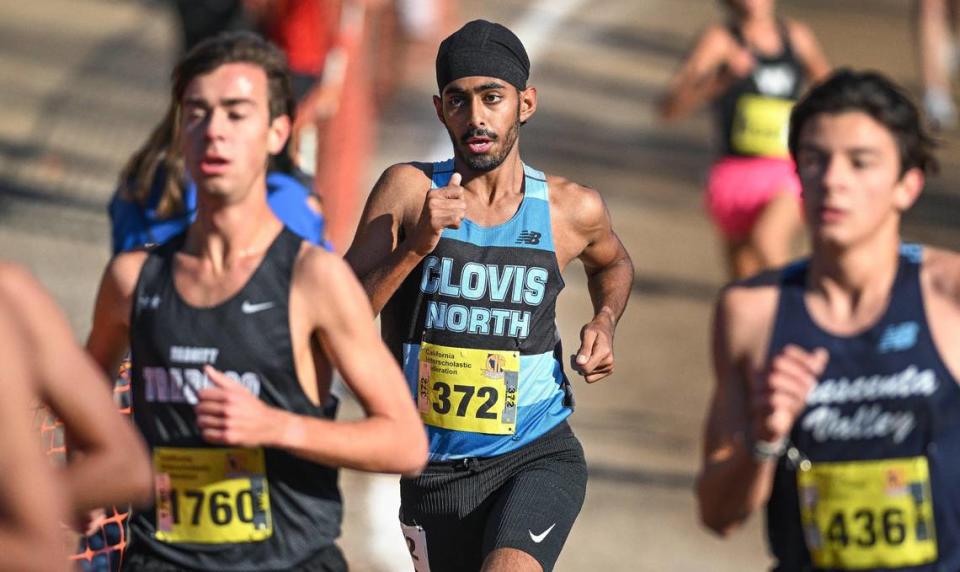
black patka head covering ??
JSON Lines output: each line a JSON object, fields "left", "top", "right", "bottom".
{"left": 436, "top": 19, "right": 530, "bottom": 93}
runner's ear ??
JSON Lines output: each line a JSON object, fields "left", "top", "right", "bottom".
{"left": 433, "top": 94, "right": 445, "bottom": 125}
{"left": 519, "top": 86, "right": 537, "bottom": 125}
{"left": 268, "top": 114, "right": 291, "bottom": 156}
{"left": 893, "top": 167, "right": 923, "bottom": 213}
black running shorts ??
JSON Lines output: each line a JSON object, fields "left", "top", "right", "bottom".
{"left": 399, "top": 421, "right": 588, "bottom": 572}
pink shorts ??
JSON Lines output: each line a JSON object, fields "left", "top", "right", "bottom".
{"left": 705, "top": 156, "right": 802, "bottom": 240}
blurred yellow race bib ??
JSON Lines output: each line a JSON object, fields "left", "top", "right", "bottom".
{"left": 731, "top": 94, "right": 793, "bottom": 157}
{"left": 418, "top": 342, "right": 519, "bottom": 435}
{"left": 798, "top": 456, "right": 937, "bottom": 569}
{"left": 154, "top": 447, "right": 272, "bottom": 544}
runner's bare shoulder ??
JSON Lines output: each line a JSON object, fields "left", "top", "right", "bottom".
{"left": 104, "top": 247, "right": 152, "bottom": 297}
{"left": 0, "top": 261, "right": 69, "bottom": 318}
{"left": 378, "top": 162, "right": 433, "bottom": 200}
{"left": 688, "top": 23, "right": 739, "bottom": 64}
{"left": 0, "top": 262, "right": 48, "bottom": 331}
{"left": 295, "top": 243, "right": 367, "bottom": 306}
{"left": 364, "top": 162, "right": 434, "bottom": 224}
{"left": 546, "top": 175, "right": 607, "bottom": 234}
{"left": 717, "top": 268, "right": 784, "bottom": 359}
{"left": 783, "top": 18, "right": 818, "bottom": 47}
{"left": 921, "top": 246, "right": 960, "bottom": 307}
{"left": 0, "top": 260, "right": 37, "bottom": 299}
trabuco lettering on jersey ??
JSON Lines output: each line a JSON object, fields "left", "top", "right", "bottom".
{"left": 143, "top": 345, "right": 261, "bottom": 404}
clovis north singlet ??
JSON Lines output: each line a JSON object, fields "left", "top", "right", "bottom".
{"left": 766, "top": 245, "right": 960, "bottom": 572}
{"left": 128, "top": 228, "right": 341, "bottom": 571}
{"left": 713, "top": 21, "right": 805, "bottom": 158}
{"left": 381, "top": 159, "right": 572, "bottom": 461}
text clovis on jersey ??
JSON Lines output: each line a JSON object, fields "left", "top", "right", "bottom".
{"left": 419, "top": 255, "right": 549, "bottom": 340}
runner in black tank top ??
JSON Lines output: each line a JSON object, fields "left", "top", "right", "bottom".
{"left": 695, "top": 71, "right": 960, "bottom": 571}
{"left": 712, "top": 20, "right": 805, "bottom": 158}
{"left": 84, "top": 33, "right": 426, "bottom": 572}
{"left": 125, "top": 228, "right": 342, "bottom": 570}
{"left": 660, "top": 0, "right": 830, "bottom": 279}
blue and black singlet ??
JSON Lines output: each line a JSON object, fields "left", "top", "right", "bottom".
{"left": 381, "top": 159, "right": 573, "bottom": 461}
{"left": 766, "top": 245, "right": 960, "bottom": 571}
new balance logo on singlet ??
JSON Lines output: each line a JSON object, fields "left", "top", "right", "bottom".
{"left": 516, "top": 230, "right": 541, "bottom": 245}
{"left": 877, "top": 321, "right": 920, "bottom": 353}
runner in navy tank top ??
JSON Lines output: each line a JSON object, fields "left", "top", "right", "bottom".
{"left": 347, "top": 20, "right": 634, "bottom": 572}
{"left": 696, "top": 70, "right": 960, "bottom": 571}
{"left": 85, "top": 32, "right": 426, "bottom": 571}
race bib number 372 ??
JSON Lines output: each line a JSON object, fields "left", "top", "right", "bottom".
{"left": 798, "top": 456, "right": 937, "bottom": 569}
{"left": 418, "top": 342, "right": 519, "bottom": 435}
{"left": 154, "top": 447, "right": 272, "bottom": 544}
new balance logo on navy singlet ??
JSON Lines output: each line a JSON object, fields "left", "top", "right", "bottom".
{"left": 877, "top": 321, "right": 920, "bottom": 353}
{"left": 516, "top": 230, "right": 541, "bottom": 245}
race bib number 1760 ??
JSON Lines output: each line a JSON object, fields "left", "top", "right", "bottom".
{"left": 154, "top": 447, "right": 272, "bottom": 544}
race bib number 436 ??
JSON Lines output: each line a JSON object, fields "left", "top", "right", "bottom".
{"left": 798, "top": 456, "right": 937, "bottom": 569}
{"left": 418, "top": 342, "right": 519, "bottom": 435}
{"left": 154, "top": 447, "right": 272, "bottom": 544}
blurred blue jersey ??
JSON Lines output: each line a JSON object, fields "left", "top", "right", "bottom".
{"left": 109, "top": 171, "right": 329, "bottom": 253}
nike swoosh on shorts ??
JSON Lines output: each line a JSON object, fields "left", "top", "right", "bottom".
{"left": 528, "top": 523, "right": 557, "bottom": 543}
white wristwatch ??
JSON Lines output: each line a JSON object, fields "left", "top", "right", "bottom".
{"left": 752, "top": 438, "right": 788, "bottom": 462}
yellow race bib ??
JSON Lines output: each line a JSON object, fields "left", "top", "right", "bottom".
{"left": 797, "top": 456, "right": 937, "bottom": 569}
{"left": 731, "top": 93, "right": 794, "bottom": 157}
{"left": 154, "top": 447, "right": 272, "bottom": 544}
{"left": 418, "top": 342, "right": 519, "bottom": 435}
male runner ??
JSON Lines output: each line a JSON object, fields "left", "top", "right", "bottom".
{"left": 0, "top": 283, "right": 70, "bottom": 572}
{"left": 346, "top": 20, "right": 634, "bottom": 572}
{"left": 86, "top": 32, "right": 426, "bottom": 571}
{"left": 697, "top": 69, "right": 960, "bottom": 570}
{"left": 0, "top": 263, "right": 153, "bottom": 571}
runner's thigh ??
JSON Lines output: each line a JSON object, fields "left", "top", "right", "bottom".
{"left": 481, "top": 435, "right": 587, "bottom": 572}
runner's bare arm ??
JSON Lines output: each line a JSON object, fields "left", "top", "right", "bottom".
{"left": 345, "top": 163, "right": 465, "bottom": 314}
{"left": 0, "top": 310, "right": 70, "bottom": 572}
{"left": 697, "top": 285, "right": 778, "bottom": 535}
{"left": 697, "top": 281, "right": 826, "bottom": 535}
{"left": 787, "top": 20, "right": 831, "bottom": 83}
{"left": 557, "top": 181, "right": 633, "bottom": 383}
{"left": 919, "top": 247, "right": 960, "bottom": 379}
{"left": 660, "top": 25, "right": 745, "bottom": 121}
{"left": 86, "top": 251, "right": 148, "bottom": 377}
{"left": 196, "top": 252, "right": 427, "bottom": 474}
{"left": 0, "top": 263, "right": 153, "bottom": 513}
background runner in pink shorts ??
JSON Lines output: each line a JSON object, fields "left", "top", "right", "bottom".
{"left": 705, "top": 155, "right": 801, "bottom": 240}
{"left": 660, "top": 0, "right": 830, "bottom": 278}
